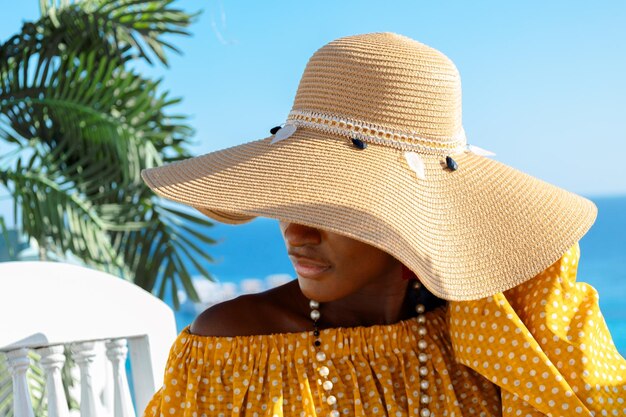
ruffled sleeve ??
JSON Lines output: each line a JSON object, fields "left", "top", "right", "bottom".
{"left": 144, "top": 306, "right": 504, "bottom": 416}
{"left": 142, "top": 329, "right": 313, "bottom": 417}
{"left": 448, "top": 243, "right": 626, "bottom": 416}
{"left": 142, "top": 331, "right": 197, "bottom": 417}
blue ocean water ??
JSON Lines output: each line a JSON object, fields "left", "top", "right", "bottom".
{"left": 172, "top": 196, "right": 626, "bottom": 355}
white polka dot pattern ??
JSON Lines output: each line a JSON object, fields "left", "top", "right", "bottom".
{"left": 449, "top": 243, "right": 626, "bottom": 416}
{"left": 144, "top": 244, "right": 626, "bottom": 416}
{"left": 145, "top": 307, "right": 501, "bottom": 416}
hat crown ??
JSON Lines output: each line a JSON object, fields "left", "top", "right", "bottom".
{"left": 291, "top": 33, "right": 463, "bottom": 146}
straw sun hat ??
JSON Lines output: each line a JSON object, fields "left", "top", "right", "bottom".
{"left": 142, "top": 32, "right": 596, "bottom": 301}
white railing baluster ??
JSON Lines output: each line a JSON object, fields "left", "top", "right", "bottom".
{"left": 102, "top": 350, "right": 114, "bottom": 416}
{"left": 71, "top": 342, "right": 99, "bottom": 417}
{"left": 127, "top": 336, "right": 157, "bottom": 416}
{"left": 38, "top": 345, "right": 70, "bottom": 417}
{"left": 105, "top": 339, "right": 136, "bottom": 417}
{"left": 6, "top": 348, "right": 35, "bottom": 417}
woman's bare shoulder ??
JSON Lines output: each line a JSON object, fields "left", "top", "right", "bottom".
{"left": 189, "top": 280, "right": 309, "bottom": 337}
{"left": 189, "top": 292, "right": 258, "bottom": 337}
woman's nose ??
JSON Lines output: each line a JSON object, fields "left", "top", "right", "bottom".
{"left": 280, "top": 222, "right": 322, "bottom": 247}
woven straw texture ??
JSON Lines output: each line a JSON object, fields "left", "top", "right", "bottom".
{"left": 293, "top": 33, "right": 462, "bottom": 141}
{"left": 141, "top": 33, "right": 597, "bottom": 301}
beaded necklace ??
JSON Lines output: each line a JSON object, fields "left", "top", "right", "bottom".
{"left": 308, "top": 280, "right": 431, "bottom": 417}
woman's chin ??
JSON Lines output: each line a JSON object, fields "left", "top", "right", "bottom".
{"left": 297, "top": 277, "right": 347, "bottom": 303}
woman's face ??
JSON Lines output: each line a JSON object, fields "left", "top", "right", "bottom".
{"left": 279, "top": 221, "right": 403, "bottom": 302}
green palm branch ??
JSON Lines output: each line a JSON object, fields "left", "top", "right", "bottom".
{"left": 0, "top": 0, "right": 214, "bottom": 304}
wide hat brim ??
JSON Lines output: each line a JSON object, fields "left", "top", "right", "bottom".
{"left": 142, "top": 128, "right": 596, "bottom": 301}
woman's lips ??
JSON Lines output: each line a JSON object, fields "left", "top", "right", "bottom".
{"left": 290, "top": 256, "right": 331, "bottom": 278}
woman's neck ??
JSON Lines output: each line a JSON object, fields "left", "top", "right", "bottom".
{"left": 302, "top": 279, "right": 417, "bottom": 328}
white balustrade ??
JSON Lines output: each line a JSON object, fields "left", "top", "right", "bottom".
{"left": 1, "top": 261, "right": 178, "bottom": 417}
{"left": 106, "top": 339, "right": 136, "bottom": 417}
{"left": 3, "top": 338, "right": 138, "bottom": 417}
{"left": 6, "top": 348, "right": 35, "bottom": 417}
{"left": 102, "top": 349, "right": 114, "bottom": 416}
{"left": 38, "top": 345, "right": 70, "bottom": 417}
{"left": 71, "top": 342, "right": 100, "bottom": 417}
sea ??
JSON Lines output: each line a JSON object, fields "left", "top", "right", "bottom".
{"left": 169, "top": 195, "right": 626, "bottom": 356}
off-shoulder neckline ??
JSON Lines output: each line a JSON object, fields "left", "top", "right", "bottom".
{"left": 182, "top": 304, "right": 447, "bottom": 340}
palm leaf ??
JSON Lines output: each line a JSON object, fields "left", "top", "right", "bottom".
{"left": 32, "top": 0, "right": 198, "bottom": 66}
{"left": 1, "top": 163, "right": 122, "bottom": 271}
{"left": 116, "top": 203, "right": 215, "bottom": 297}
{"left": 1, "top": 0, "right": 214, "bottom": 302}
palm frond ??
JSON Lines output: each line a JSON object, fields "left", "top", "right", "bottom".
{"left": 0, "top": 0, "right": 214, "bottom": 305}
{"left": 113, "top": 201, "right": 215, "bottom": 303}
{"left": 0, "top": 47, "right": 192, "bottom": 188}
{"left": 4, "top": 0, "right": 198, "bottom": 66}
{"left": 1, "top": 161, "right": 125, "bottom": 272}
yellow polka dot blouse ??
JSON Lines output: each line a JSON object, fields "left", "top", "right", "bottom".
{"left": 145, "top": 244, "right": 626, "bottom": 416}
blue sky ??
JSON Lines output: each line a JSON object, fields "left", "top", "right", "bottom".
{"left": 1, "top": 1, "right": 625, "bottom": 224}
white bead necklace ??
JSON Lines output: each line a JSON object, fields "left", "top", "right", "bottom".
{"left": 309, "top": 280, "right": 431, "bottom": 417}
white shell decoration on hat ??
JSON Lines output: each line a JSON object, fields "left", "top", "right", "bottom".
{"left": 404, "top": 152, "right": 427, "bottom": 180}
{"left": 270, "top": 123, "right": 297, "bottom": 143}
{"left": 467, "top": 144, "right": 496, "bottom": 157}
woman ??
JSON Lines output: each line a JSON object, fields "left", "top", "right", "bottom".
{"left": 142, "top": 33, "right": 626, "bottom": 416}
